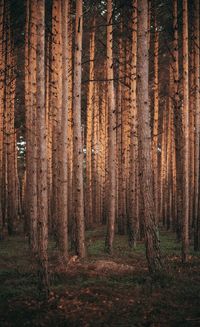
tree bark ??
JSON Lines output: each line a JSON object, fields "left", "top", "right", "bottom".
{"left": 36, "top": 0, "right": 49, "bottom": 293}
{"left": 152, "top": 14, "right": 159, "bottom": 223}
{"left": 105, "top": 0, "right": 116, "bottom": 254}
{"left": 172, "top": 0, "right": 183, "bottom": 241}
{"left": 73, "top": 0, "right": 86, "bottom": 258}
{"left": 194, "top": 0, "right": 200, "bottom": 251}
{"left": 0, "top": 0, "right": 5, "bottom": 237}
{"left": 182, "top": 0, "right": 189, "bottom": 263}
{"left": 59, "top": 0, "right": 69, "bottom": 262}
{"left": 86, "top": 18, "right": 95, "bottom": 229}
{"left": 137, "top": 0, "right": 162, "bottom": 273}
{"left": 128, "top": 0, "right": 138, "bottom": 247}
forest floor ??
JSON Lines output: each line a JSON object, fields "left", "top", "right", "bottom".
{"left": 0, "top": 226, "right": 200, "bottom": 327}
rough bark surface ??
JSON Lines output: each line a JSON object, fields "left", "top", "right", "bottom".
{"left": 137, "top": 0, "right": 162, "bottom": 273}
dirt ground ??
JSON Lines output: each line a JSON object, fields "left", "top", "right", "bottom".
{"left": 0, "top": 229, "right": 200, "bottom": 326}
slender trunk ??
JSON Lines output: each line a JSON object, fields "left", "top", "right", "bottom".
{"left": 29, "top": 0, "right": 38, "bottom": 253}
{"left": 59, "top": 0, "right": 69, "bottom": 262}
{"left": 105, "top": 0, "right": 116, "bottom": 254}
{"left": 172, "top": 0, "right": 182, "bottom": 241}
{"left": 182, "top": 0, "right": 189, "bottom": 263}
{"left": 36, "top": 0, "right": 49, "bottom": 293}
{"left": 117, "top": 20, "right": 126, "bottom": 235}
{"left": 0, "top": 0, "right": 5, "bottom": 237}
{"left": 194, "top": 0, "right": 200, "bottom": 251}
{"left": 51, "top": 0, "right": 62, "bottom": 241}
{"left": 128, "top": 0, "right": 138, "bottom": 247}
{"left": 160, "top": 106, "right": 167, "bottom": 225}
{"left": 152, "top": 15, "right": 159, "bottom": 223}
{"left": 73, "top": 0, "right": 86, "bottom": 258}
{"left": 137, "top": 0, "right": 162, "bottom": 273}
{"left": 67, "top": 10, "right": 73, "bottom": 230}
{"left": 86, "top": 18, "right": 95, "bottom": 228}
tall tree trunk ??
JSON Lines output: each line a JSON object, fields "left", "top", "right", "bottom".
{"left": 36, "top": 0, "right": 49, "bottom": 293}
{"left": 194, "top": 0, "right": 200, "bottom": 251}
{"left": 92, "top": 84, "right": 100, "bottom": 224}
{"left": 116, "top": 20, "right": 123, "bottom": 234}
{"left": 58, "top": 0, "right": 69, "bottom": 262}
{"left": 137, "top": 0, "right": 162, "bottom": 273}
{"left": 24, "top": 0, "right": 30, "bottom": 235}
{"left": 73, "top": 0, "right": 86, "bottom": 258}
{"left": 172, "top": 0, "right": 182, "bottom": 241}
{"left": 86, "top": 18, "right": 95, "bottom": 229}
{"left": 0, "top": 0, "right": 5, "bottom": 237}
{"left": 67, "top": 11, "right": 73, "bottom": 232}
{"left": 28, "top": 0, "right": 38, "bottom": 253}
{"left": 160, "top": 106, "right": 167, "bottom": 225}
{"left": 182, "top": 0, "right": 189, "bottom": 263}
{"left": 128, "top": 0, "right": 138, "bottom": 247}
{"left": 152, "top": 14, "right": 159, "bottom": 223}
{"left": 51, "top": 0, "right": 63, "bottom": 243}
{"left": 105, "top": 0, "right": 116, "bottom": 254}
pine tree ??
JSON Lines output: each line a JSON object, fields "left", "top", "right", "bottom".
{"left": 137, "top": 0, "right": 162, "bottom": 273}
{"left": 105, "top": 0, "right": 116, "bottom": 254}
{"left": 73, "top": 0, "right": 86, "bottom": 258}
{"left": 36, "top": 0, "right": 49, "bottom": 293}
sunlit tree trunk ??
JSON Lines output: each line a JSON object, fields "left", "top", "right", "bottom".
{"left": 172, "top": 0, "right": 182, "bottom": 241}
{"left": 0, "top": 0, "right": 5, "bottom": 237}
{"left": 36, "top": 0, "right": 49, "bottom": 293}
{"left": 1, "top": 3, "right": 19, "bottom": 236}
{"left": 137, "top": 0, "right": 162, "bottom": 273}
{"left": 4, "top": 13, "right": 11, "bottom": 234}
{"left": 105, "top": 0, "right": 116, "bottom": 254}
{"left": 73, "top": 0, "right": 86, "bottom": 258}
{"left": 189, "top": 45, "right": 195, "bottom": 238}
{"left": 117, "top": 19, "right": 126, "bottom": 235}
{"left": 160, "top": 106, "right": 167, "bottom": 225}
{"left": 58, "top": 0, "right": 69, "bottom": 262}
{"left": 182, "top": 0, "right": 189, "bottom": 263}
{"left": 51, "top": 0, "right": 62, "bottom": 240}
{"left": 128, "top": 0, "right": 138, "bottom": 247}
{"left": 194, "top": 0, "right": 200, "bottom": 251}
{"left": 28, "top": 0, "right": 37, "bottom": 253}
{"left": 92, "top": 84, "right": 100, "bottom": 224}
{"left": 148, "top": 0, "right": 151, "bottom": 49}
{"left": 24, "top": 0, "right": 30, "bottom": 235}
{"left": 67, "top": 13, "right": 73, "bottom": 231}
{"left": 152, "top": 14, "right": 159, "bottom": 223}
{"left": 95, "top": 88, "right": 101, "bottom": 225}
{"left": 99, "top": 86, "right": 107, "bottom": 223}
{"left": 7, "top": 39, "right": 18, "bottom": 235}
{"left": 119, "top": 42, "right": 130, "bottom": 235}
{"left": 166, "top": 92, "right": 173, "bottom": 230}
{"left": 86, "top": 18, "right": 95, "bottom": 228}
{"left": 46, "top": 34, "right": 53, "bottom": 234}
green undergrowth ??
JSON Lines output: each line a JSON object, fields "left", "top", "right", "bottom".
{"left": 0, "top": 228, "right": 200, "bottom": 326}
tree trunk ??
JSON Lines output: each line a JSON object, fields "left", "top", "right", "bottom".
{"left": 172, "top": 0, "right": 183, "bottom": 241}
{"left": 36, "top": 0, "right": 49, "bottom": 293}
{"left": 0, "top": 0, "right": 5, "bottom": 237}
{"left": 182, "top": 0, "right": 189, "bottom": 263}
{"left": 58, "top": 0, "right": 69, "bottom": 262}
{"left": 194, "top": 0, "right": 200, "bottom": 251}
{"left": 128, "top": 0, "right": 138, "bottom": 247}
{"left": 105, "top": 0, "right": 116, "bottom": 254}
{"left": 137, "top": 0, "right": 162, "bottom": 273}
{"left": 28, "top": 0, "right": 38, "bottom": 253}
{"left": 73, "top": 0, "right": 86, "bottom": 258}
{"left": 86, "top": 18, "right": 95, "bottom": 229}
{"left": 152, "top": 14, "right": 159, "bottom": 223}
{"left": 50, "top": 0, "right": 62, "bottom": 242}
